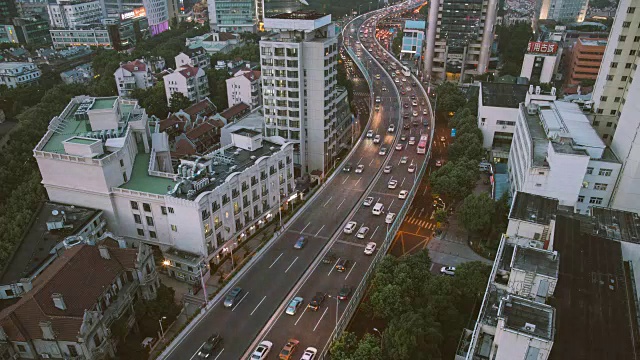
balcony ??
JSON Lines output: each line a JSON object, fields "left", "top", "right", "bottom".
{"left": 140, "top": 271, "right": 158, "bottom": 285}
{"left": 102, "top": 281, "right": 138, "bottom": 326}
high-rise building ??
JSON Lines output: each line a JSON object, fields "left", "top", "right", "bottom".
{"left": 0, "top": 0, "right": 18, "bottom": 22}
{"left": 591, "top": 0, "right": 640, "bottom": 144}
{"left": 208, "top": 0, "right": 255, "bottom": 33}
{"left": 47, "top": 0, "right": 102, "bottom": 29}
{"left": 565, "top": 38, "right": 607, "bottom": 90}
{"left": 260, "top": 11, "right": 351, "bottom": 174}
{"left": 96, "top": 0, "right": 168, "bottom": 35}
{"left": 424, "top": 0, "right": 498, "bottom": 83}
{"left": 259, "top": 0, "right": 306, "bottom": 22}
{"left": 536, "top": 0, "right": 588, "bottom": 22}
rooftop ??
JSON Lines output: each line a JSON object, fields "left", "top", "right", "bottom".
{"left": 220, "top": 102, "right": 250, "bottom": 120}
{"left": 268, "top": 11, "right": 327, "bottom": 20}
{"left": 549, "top": 215, "right": 638, "bottom": 360}
{"left": 499, "top": 295, "right": 555, "bottom": 341}
{"left": 118, "top": 152, "right": 177, "bottom": 194}
{"left": 578, "top": 38, "right": 607, "bottom": 47}
{"left": 232, "top": 128, "right": 260, "bottom": 137}
{"left": 591, "top": 207, "right": 640, "bottom": 244}
{"left": 512, "top": 245, "right": 559, "bottom": 278}
{"left": 509, "top": 191, "right": 558, "bottom": 225}
{"left": 481, "top": 82, "right": 530, "bottom": 108}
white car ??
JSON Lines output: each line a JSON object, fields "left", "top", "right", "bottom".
{"left": 408, "top": 164, "right": 416, "bottom": 173}
{"left": 364, "top": 242, "right": 377, "bottom": 255}
{"left": 375, "top": 96, "right": 381, "bottom": 103}
{"left": 355, "top": 164, "right": 365, "bottom": 173}
{"left": 356, "top": 226, "right": 370, "bottom": 239}
{"left": 408, "top": 137, "right": 416, "bottom": 145}
{"left": 402, "top": 77, "right": 407, "bottom": 82}
{"left": 399, "top": 190, "right": 408, "bottom": 199}
{"left": 366, "top": 130, "right": 374, "bottom": 138}
{"left": 440, "top": 266, "right": 456, "bottom": 276}
{"left": 388, "top": 179, "right": 398, "bottom": 189}
{"left": 436, "top": 160, "right": 442, "bottom": 167}
{"left": 373, "top": 134, "right": 381, "bottom": 144}
{"left": 395, "top": 143, "right": 403, "bottom": 151}
{"left": 412, "top": 111, "right": 418, "bottom": 117}
{"left": 394, "top": 78, "right": 400, "bottom": 83}
{"left": 385, "top": 212, "right": 396, "bottom": 224}
{"left": 378, "top": 147, "right": 387, "bottom": 156}
{"left": 251, "top": 341, "right": 273, "bottom": 360}
{"left": 400, "top": 156, "right": 408, "bottom": 164}
{"left": 383, "top": 165, "right": 392, "bottom": 173}
{"left": 423, "top": 109, "right": 428, "bottom": 115}
{"left": 382, "top": 86, "right": 388, "bottom": 91}
{"left": 363, "top": 196, "right": 374, "bottom": 206}
{"left": 387, "top": 124, "right": 395, "bottom": 133}
{"left": 412, "top": 100, "right": 418, "bottom": 106}
{"left": 301, "top": 347, "right": 318, "bottom": 360}
{"left": 344, "top": 221, "right": 357, "bottom": 234}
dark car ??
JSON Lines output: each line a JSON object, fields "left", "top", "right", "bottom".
{"left": 197, "top": 334, "right": 222, "bottom": 358}
{"left": 308, "top": 292, "right": 326, "bottom": 311}
{"left": 403, "top": 123, "right": 410, "bottom": 130}
{"left": 223, "top": 287, "right": 243, "bottom": 308}
{"left": 335, "top": 259, "right": 350, "bottom": 272}
{"left": 343, "top": 163, "right": 352, "bottom": 172}
{"left": 337, "top": 285, "right": 352, "bottom": 300}
{"left": 322, "top": 252, "right": 337, "bottom": 264}
{"left": 294, "top": 236, "right": 307, "bottom": 249}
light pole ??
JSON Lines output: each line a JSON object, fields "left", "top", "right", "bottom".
{"left": 358, "top": 3, "right": 365, "bottom": 14}
{"left": 270, "top": 181, "right": 282, "bottom": 228}
{"left": 373, "top": 327, "right": 383, "bottom": 351}
{"left": 198, "top": 263, "right": 208, "bottom": 306}
{"left": 159, "top": 316, "right": 167, "bottom": 343}
{"left": 328, "top": 295, "right": 340, "bottom": 326}
{"left": 224, "top": 245, "right": 234, "bottom": 269}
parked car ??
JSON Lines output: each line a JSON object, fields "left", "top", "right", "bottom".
{"left": 440, "top": 266, "right": 456, "bottom": 276}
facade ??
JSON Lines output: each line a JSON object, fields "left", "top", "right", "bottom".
{"left": 424, "top": 0, "right": 498, "bottom": 83}
{"left": 260, "top": 0, "right": 307, "bottom": 21}
{"left": 537, "top": 0, "right": 588, "bottom": 22}
{"left": 141, "top": 0, "right": 169, "bottom": 35}
{"left": 185, "top": 31, "right": 241, "bottom": 55}
{"left": 400, "top": 20, "right": 425, "bottom": 59}
{"left": 520, "top": 41, "right": 561, "bottom": 84}
{"left": 208, "top": 0, "right": 255, "bottom": 33}
{"left": 508, "top": 99, "right": 621, "bottom": 214}
{"left": 261, "top": 11, "right": 346, "bottom": 174}
{"left": 163, "top": 65, "right": 210, "bottom": 105}
{"left": 565, "top": 38, "right": 606, "bottom": 88}
{"left": 226, "top": 69, "right": 261, "bottom": 109}
{"left": 175, "top": 47, "right": 211, "bottom": 70}
{"left": 16, "top": 0, "right": 50, "bottom": 20}
{"left": 0, "top": 62, "right": 41, "bottom": 88}
{"left": 0, "top": 239, "right": 158, "bottom": 360}
{"left": 96, "top": 0, "right": 167, "bottom": 35}
{"left": 114, "top": 59, "right": 154, "bottom": 97}
{"left": 49, "top": 16, "right": 148, "bottom": 49}
{"left": 47, "top": 0, "right": 103, "bottom": 29}
{"left": 0, "top": 23, "right": 19, "bottom": 42}
{"left": 1, "top": 17, "right": 51, "bottom": 46}
{"left": 60, "top": 62, "right": 94, "bottom": 84}
{"left": 0, "top": 0, "right": 18, "bottom": 22}
{"left": 33, "top": 96, "right": 296, "bottom": 273}
{"left": 591, "top": 0, "right": 640, "bottom": 144}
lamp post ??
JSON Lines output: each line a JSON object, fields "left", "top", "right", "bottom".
{"left": 270, "top": 181, "right": 282, "bottom": 228}
{"left": 372, "top": 327, "right": 383, "bottom": 351}
{"left": 328, "top": 295, "right": 340, "bottom": 326}
{"left": 159, "top": 316, "right": 167, "bottom": 343}
{"left": 224, "top": 245, "right": 234, "bottom": 269}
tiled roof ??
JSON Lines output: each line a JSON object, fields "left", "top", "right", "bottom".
{"left": 159, "top": 114, "right": 187, "bottom": 132}
{"left": 0, "top": 243, "right": 139, "bottom": 342}
{"left": 243, "top": 70, "right": 261, "bottom": 81}
{"left": 186, "top": 122, "right": 216, "bottom": 140}
{"left": 178, "top": 65, "right": 200, "bottom": 79}
{"left": 220, "top": 102, "right": 250, "bottom": 120}
{"left": 184, "top": 98, "right": 217, "bottom": 118}
{"left": 121, "top": 59, "right": 147, "bottom": 73}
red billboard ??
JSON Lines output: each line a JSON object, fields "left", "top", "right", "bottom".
{"left": 527, "top": 41, "right": 558, "bottom": 55}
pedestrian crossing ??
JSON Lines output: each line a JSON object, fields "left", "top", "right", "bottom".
{"left": 354, "top": 91, "right": 371, "bottom": 97}
{"left": 404, "top": 217, "right": 437, "bottom": 229}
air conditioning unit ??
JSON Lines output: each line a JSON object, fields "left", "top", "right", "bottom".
{"left": 524, "top": 323, "right": 536, "bottom": 332}
{"left": 41, "top": 354, "right": 51, "bottom": 359}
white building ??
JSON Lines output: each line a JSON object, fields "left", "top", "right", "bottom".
{"left": 114, "top": 59, "right": 154, "bottom": 97}
{"left": 520, "top": 41, "right": 562, "bottom": 84}
{"left": 49, "top": 27, "right": 111, "bottom": 48}
{"left": 47, "top": 0, "right": 102, "bottom": 29}
{"left": 0, "top": 62, "right": 41, "bottom": 88}
{"left": 175, "top": 47, "right": 211, "bottom": 70}
{"left": 261, "top": 11, "right": 351, "bottom": 174}
{"left": 186, "top": 31, "right": 241, "bottom": 55}
{"left": 226, "top": 69, "right": 261, "bottom": 109}
{"left": 508, "top": 99, "right": 621, "bottom": 214}
{"left": 33, "top": 96, "right": 295, "bottom": 277}
{"left": 537, "top": 0, "right": 588, "bottom": 22}
{"left": 163, "top": 65, "right": 210, "bottom": 105}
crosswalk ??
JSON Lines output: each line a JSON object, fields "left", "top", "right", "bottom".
{"left": 354, "top": 91, "right": 371, "bottom": 97}
{"left": 404, "top": 217, "right": 437, "bottom": 229}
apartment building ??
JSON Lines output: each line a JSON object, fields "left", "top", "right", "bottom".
{"left": 0, "top": 237, "right": 158, "bottom": 360}
{"left": 0, "top": 61, "right": 41, "bottom": 88}
{"left": 186, "top": 31, "right": 241, "bottom": 55}
{"left": 163, "top": 65, "right": 210, "bottom": 105}
{"left": 33, "top": 96, "right": 295, "bottom": 278}
{"left": 260, "top": 11, "right": 350, "bottom": 174}
{"left": 520, "top": 41, "right": 561, "bottom": 84}
{"left": 175, "top": 47, "right": 211, "bottom": 70}
{"left": 400, "top": 20, "right": 425, "bottom": 60}
{"left": 260, "top": 0, "right": 307, "bottom": 22}
{"left": 114, "top": 59, "right": 154, "bottom": 97}
{"left": 537, "top": 0, "right": 588, "bottom": 22}
{"left": 508, "top": 99, "right": 621, "bottom": 214}
{"left": 591, "top": 0, "right": 640, "bottom": 144}
{"left": 424, "top": 0, "right": 498, "bottom": 82}
{"left": 208, "top": 0, "right": 255, "bottom": 33}
{"left": 49, "top": 15, "right": 148, "bottom": 49}
{"left": 226, "top": 69, "right": 261, "bottom": 109}
{"left": 47, "top": 0, "right": 102, "bottom": 29}
{"left": 565, "top": 38, "right": 606, "bottom": 88}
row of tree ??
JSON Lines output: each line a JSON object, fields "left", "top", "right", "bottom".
{"left": 330, "top": 250, "right": 491, "bottom": 359}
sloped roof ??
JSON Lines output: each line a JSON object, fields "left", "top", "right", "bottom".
{"left": 178, "top": 65, "right": 200, "bottom": 79}
{"left": 121, "top": 59, "right": 147, "bottom": 73}
{"left": 220, "top": 102, "right": 250, "bottom": 120}
{"left": 184, "top": 98, "right": 217, "bottom": 118}
{"left": 243, "top": 70, "right": 261, "bottom": 81}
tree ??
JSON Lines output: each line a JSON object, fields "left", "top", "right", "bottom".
{"left": 206, "top": 68, "right": 230, "bottom": 110}
{"left": 429, "top": 159, "right": 479, "bottom": 202}
{"left": 130, "top": 83, "right": 169, "bottom": 118}
{"left": 496, "top": 23, "right": 532, "bottom": 76}
{"left": 447, "top": 132, "right": 484, "bottom": 162}
{"left": 459, "top": 193, "right": 495, "bottom": 235}
{"left": 351, "top": 333, "right": 383, "bottom": 360}
{"left": 434, "top": 209, "right": 448, "bottom": 223}
{"left": 169, "top": 92, "right": 192, "bottom": 112}
{"left": 454, "top": 261, "right": 492, "bottom": 299}
{"left": 384, "top": 312, "right": 443, "bottom": 360}
{"left": 330, "top": 331, "right": 359, "bottom": 358}
{"left": 436, "top": 82, "right": 466, "bottom": 113}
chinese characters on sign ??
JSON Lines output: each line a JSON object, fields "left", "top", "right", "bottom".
{"left": 527, "top": 41, "right": 558, "bottom": 55}
{"left": 120, "top": 7, "right": 146, "bottom": 20}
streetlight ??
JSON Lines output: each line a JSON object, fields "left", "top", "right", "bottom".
{"left": 328, "top": 295, "right": 340, "bottom": 326}
{"left": 270, "top": 181, "right": 283, "bottom": 228}
{"left": 372, "top": 327, "right": 383, "bottom": 351}
{"left": 224, "top": 246, "right": 234, "bottom": 269}
{"left": 159, "top": 316, "right": 167, "bottom": 342}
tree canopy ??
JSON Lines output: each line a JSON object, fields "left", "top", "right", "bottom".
{"left": 459, "top": 192, "right": 496, "bottom": 235}
{"left": 429, "top": 158, "right": 479, "bottom": 202}
{"left": 435, "top": 82, "right": 467, "bottom": 113}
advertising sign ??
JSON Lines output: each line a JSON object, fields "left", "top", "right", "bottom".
{"left": 527, "top": 41, "right": 558, "bottom": 55}
{"left": 121, "top": 7, "right": 146, "bottom": 20}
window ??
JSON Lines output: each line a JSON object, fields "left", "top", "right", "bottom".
{"left": 134, "top": 214, "right": 141, "bottom": 224}
{"left": 17, "top": 344, "right": 26, "bottom": 352}
{"left": 120, "top": 159, "right": 124, "bottom": 167}
{"left": 631, "top": 50, "right": 637, "bottom": 56}
{"left": 122, "top": 172, "right": 128, "bottom": 182}
{"left": 137, "top": 228, "right": 144, "bottom": 236}
{"left": 628, "top": 6, "right": 635, "bottom": 13}
{"left": 615, "top": 49, "right": 622, "bottom": 55}
{"left": 130, "top": 201, "right": 139, "bottom": 210}
{"left": 619, "top": 35, "right": 627, "bottom": 41}
{"left": 171, "top": 224, "right": 178, "bottom": 232}
{"left": 168, "top": 207, "right": 174, "bottom": 214}
{"left": 161, "top": 206, "right": 167, "bottom": 215}
{"left": 143, "top": 203, "right": 151, "bottom": 212}
{"left": 622, "top": 76, "right": 628, "bottom": 81}
{"left": 577, "top": 195, "right": 585, "bottom": 203}
{"left": 626, "top": 63, "right": 633, "bottom": 69}
{"left": 586, "top": 167, "right": 594, "bottom": 175}
{"left": 146, "top": 216, "right": 154, "bottom": 226}
{"left": 150, "top": 231, "right": 157, "bottom": 238}
{"left": 635, "top": 36, "right": 640, "bottom": 42}
{"left": 68, "top": 345, "right": 79, "bottom": 357}
{"left": 599, "top": 168, "right": 613, "bottom": 176}
{"left": 593, "top": 121, "right": 600, "bottom": 126}
{"left": 614, "top": 97, "right": 621, "bottom": 102}
{"left": 594, "top": 183, "right": 608, "bottom": 191}
{"left": 611, "top": 62, "right": 618, "bottom": 68}
{"left": 589, "top": 197, "right": 603, "bottom": 205}
{"left": 623, "top": 21, "right": 631, "bottom": 28}
{"left": 600, "top": 96, "right": 608, "bottom": 101}
{"left": 606, "top": 75, "right": 614, "bottom": 81}
{"left": 610, "top": 110, "right": 617, "bottom": 115}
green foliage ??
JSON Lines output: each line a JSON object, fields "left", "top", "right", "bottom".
{"left": 448, "top": 132, "right": 484, "bottom": 162}
{"left": 384, "top": 312, "right": 443, "bottom": 360}
{"left": 205, "top": 68, "right": 230, "bottom": 110}
{"left": 434, "top": 209, "right": 448, "bottom": 223}
{"left": 391, "top": 35, "right": 402, "bottom": 58}
{"left": 496, "top": 23, "right": 533, "bottom": 76}
{"left": 210, "top": 44, "right": 260, "bottom": 64}
{"left": 169, "top": 92, "right": 192, "bottom": 113}
{"left": 136, "top": 284, "right": 181, "bottom": 337}
{"left": 331, "top": 331, "right": 359, "bottom": 358}
{"left": 429, "top": 158, "right": 479, "bottom": 202}
{"left": 130, "top": 83, "right": 169, "bottom": 118}
{"left": 132, "top": 22, "right": 209, "bottom": 67}
{"left": 435, "top": 82, "right": 466, "bottom": 113}
{"left": 459, "top": 193, "right": 496, "bottom": 235}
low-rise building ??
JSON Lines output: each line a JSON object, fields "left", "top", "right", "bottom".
{"left": 175, "top": 46, "right": 210, "bottom": 71}
{"left": 47, "top": 0, "right": 102, "bottom": 29}
{"left": 49, "top": 16, "right": 148, "bottom": 50}
{"left": 185, "top": 31, "right": 240, "bottom": 55}
{"left": 226, "top": 69, "right": 261, "bottom": 109}
{"left": 215, "top": 102, "right": 250, "bottom": 124}
{"left": 520, "top": 41, "right": 561, "bottom": 84}
{"left": 114, "top": 59, "right": 154, "bottom": 97}
{"left": 400, "top": 20, "right": 425, "bottom": 60}
{"left": 0, "top": 61, "right": 41, "bottom": 88}
{"left": 60, "top": 62, "right": 93, "bottom": 84}
{"left": 163, "top": 65, "right": 210, "bottom": 105}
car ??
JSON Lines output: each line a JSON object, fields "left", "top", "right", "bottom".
{"left": 279, "top": 339, "right": 300, "bottom": 360}
{"left": 385, "top": 212, "right": 396, "bottom": 224}
{"left": 375, "top": 104, "right": 380, "bottom": 111}
{"left": 285, "top": 297, "right": 304, "bottom": 315}
{"left": 400, "top": 156, "right": 408, "bottom": 164}
{"left": 251, "top": 340, "right": 273, "bottom": 360}
{"left": 406, "top": 86, "right": 412, "bottom": 91}
{"left": 344, "top": 221, "right": 357, "bottom": 234}
{"left": 408, "top": 137, "right": 416, "bottom": 145}
{"left": 356, "top": 226, "right": 370, "bottom": 239}
{"left": 366, "top": 130, "right": 374, "bottom": 138}
{"left": 197, "top": 334, "right": 222, "bottom": 358}
{"left": 322, "top": 251, "right": 337, "bottom": 264}
{"left": 388, "top": 124, "right": 395, "bottom": 132}
{"left": 308, "top": 292, "right": 326, "bottom": 311}
{"left": 440, "top": 266, "right": 456, "bottom": 276}
{"left": 375, "top": 96, "right": 381, "bottom": 103}
{"left": 403, "top": 102, "right": 410, "bottom": 108}
{"left": 394, "top": 78, "right": 400, "bottom": 83}
{"left": 400, "top": 90, "right": 406, "bottom": 95}
{"left": 402, "top": 77, "right": 407, "bottom": 82}
{"left": 388, "top": 179, "right": 398, "bottom": 189}
{"left": 382, "top": 86, "right": 387, "bottom": 91}
{"left": 423, "top": 109, "right": 428, "bottom": 115}
{"left": 411, "top": 95, "right": 416, "bottom": 99}
{"left": 412, "top": 111, "right": 418, "bottom": 117}
{"left": 300, "top": 347, "right": 318, "bottom": 360}
{"left": 373, "top": 134, "right": 381, "bottom": 144}
{"left": 378, "top": 147, "right": 387, "bottom": 156}
{"left": 335, "top": 259, "right": 350, "bottom": 272}
{"left": 435, "top": 160, "right": 442, "bottom": 167}
{"left": 403, "top": 123, "right": 410, "bottom": 130}
{"left": 395, "top": 143, "right": 403, "bottom": 151}
{"left": 412, "top": 100, "right": 418, "bottom": 106}
{"left": 383, "top": 165, "right": 392, "bottom": 173}
{"left": 338, "top": 285, "right": 353, "bottom": 300}
{"left": 355, "top": 164, "right": 365, "bottom": 173}
{"left": 375, "top": 74, "right": 380, "bottom": 79}
{"left": 294, "top": 236, "right": 307, "bottom": 249}
{"left": 400, "top": 134, "right": 407, "bottom": 141}
{"left": 399, "top": 190, "right": 408, "bottom": 199}
{"left": 364, "top": 242, "right": 377, "bottom": 255}
{"left": 403, "top": 113, "right": 409, "bottom": 120}
{"left": 423, "top": 118, "right": 429, "bottom": 126}
{"left": 408, "top": 163, "right": 416, "bottom": 173}
{"left": 363, "top": 196, "right": 374, "bottom": 206}
{"left": 440, "top": 136, "right": 446, "bottom": 142}
{"left": 343, "top": 163, "right": 352, "bottom": 172}
{"left": 223, "top": 287, "right": 243, "bottom": 308}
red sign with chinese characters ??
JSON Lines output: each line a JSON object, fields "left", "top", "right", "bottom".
{"left": 527, "top": 41, "right": 558, "bottom": 55}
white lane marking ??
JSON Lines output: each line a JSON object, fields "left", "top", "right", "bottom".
{"left": 370, "top": 225, "right": 379, "bottom": 240}
{"left": 400, "top": 177, "right": 406, "bottom": 187}
{"left": 337, "top": 198, "right": 346, "bottom": 210}
{"left": 251, "top": 296, "right": 267, "bottom": 316}
{"left": 342, "top": 175, "right": 350, "bottom": 184}
{"left": 315, "top": 225, "right": 325, "bottom": 237}
{"left": 358, "top": 156, "right": 363, "bottom": 164}
{"left": 355, "top": 178, "right": 362, "bottom": 186}
{"left": 269, "top": 253, "right": 283, "bottom": 269}
{"left": 345, "top": 262, "right": 357, "bottom": 280}
{"left": 300, "top": 222, "right": 311, "bottom": 233}
{"left": 231, "top": 291, "right": 249, "bottom": 311}
{"left": 314, "top": 307, "right": 329, "bottom": 331}
{"left": 294, "top": 306, "right": 308, "bottom": 325}
{"left": 389, "top": 199, "right": 395, "bottom": 209}
{"left": 369, "top": 158, "right": 375, "bottom": 166}
{"left": 213, "top": 349, "right": 225, "bottom": 360}
{"left": 285, "top": 257, "right": 299, "bottom": 273}
{"left": 423, "top": 183, "right": 429, "bottom": 196}
{"left": 189, "top": 344, "right": 206, "bottom": 360}
{"left": 323, "top": 197, "right": 333, "bottom": 207}
{"left": 328, "top": 258, "right": 341, "bottom": 276}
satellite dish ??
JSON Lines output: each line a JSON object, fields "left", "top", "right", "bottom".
{"left": 52, "top": 210, "right": 59, "bottom": 216}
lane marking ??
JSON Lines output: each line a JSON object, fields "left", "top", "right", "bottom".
{"left": 337, "top": 198, "right": 346, "bottom": 210}
{"left": 294, "top": 306, "right": 309, "bottom": 325}
{"left": 389, "top": 199, "right": 395, "bottom": 209}
{"left": 336, "top": 239, "right": 367, "bottom": 248}
{"left": 250, "top": 296, "right": 267, "bottom": 316}
{"left": 328, "top": 258, "right": 341, "bottom": 276}
{"left": 323, "top": 197, "right": 333, "bottom": 207}
{"left": 315, "top": 225, "right": 325, "bottom": 237}
{"left": 355, "top": 178, "right": 362, "bottom": 186}
{"left": 231, "top": 291, "right": 249, "bottom": 312}
{"left": 358, "top": 156, "right": 363, "bottom": 164}
{"left": 300, "top": 222, "right": 311, "bottom": 233}
{"left": 314, "top": 307, "right": 329, "bottom": 331}
{"left": 370, "top": 225, "right": 379, "bottom": 240}
{"left": 285, "top": 257, "right": 298, "bottom": 273}
{"left": 344, "top": 261, "right": 357, "bottom": 280}
{"left": 400, "top": 176, "right": 406, "bottom": 187}
{"left": 369, "top": 158, "right": 375, "bottom": 166}
{"left": 213, "top": 349, "right": 224, "bottom": 360}
{"left": 189, "top": 344, "right": 206, "bottom": 360}
{"left": 342, "top": 175, "right": 350, "bottom": 184}
{"left": 269, "top": 253, "right": 283, "bottom": 269}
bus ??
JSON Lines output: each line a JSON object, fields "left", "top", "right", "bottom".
{"left": 402, "top": 66, "right": 411, "bottom": 77}
{"left": 417, "top": 135, "right": 428, "bottom": 154}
